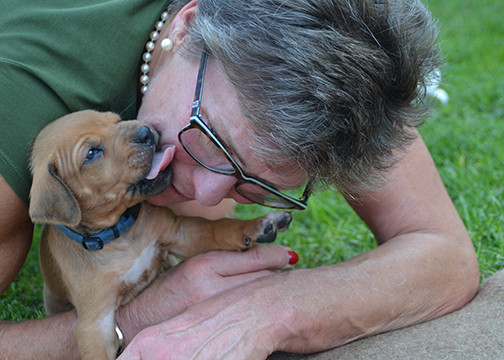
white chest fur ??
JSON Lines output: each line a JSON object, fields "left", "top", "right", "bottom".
{"left": 122, "top": 241, "right": 158, "bottom": 284}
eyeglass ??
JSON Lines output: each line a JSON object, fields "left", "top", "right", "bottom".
{"left": 178, "top": 51, "right": 312, "bottom": 210}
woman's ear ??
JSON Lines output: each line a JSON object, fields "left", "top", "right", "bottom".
{"left": 168, "top": 0, "right": 198, "bottom": 48}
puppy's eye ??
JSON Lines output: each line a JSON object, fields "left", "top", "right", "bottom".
{"left": 84, "top": 147, "right": 104, "bottom": 164}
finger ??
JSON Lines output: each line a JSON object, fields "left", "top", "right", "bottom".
{"left": 203, "top": 244, "right": 298, "bottom": 277}
{"left": 215, "top": 269, "right": 274, "bottom": 288}
{"left": 117, "top": 327, "right": 157, "bottom": 360}
{"left": 117, "top": 346, "right": 140, "bottom": 360}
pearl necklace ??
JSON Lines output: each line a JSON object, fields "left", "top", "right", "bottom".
{"left": 139, "top": 10, "right": 170, "bottom": 95}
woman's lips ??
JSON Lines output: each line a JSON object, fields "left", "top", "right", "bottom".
{"left": 166, "top": 182, "right": 190, "bottom": 201}
{"left": 147, "top": 181, "right": 191, "bottom": 205}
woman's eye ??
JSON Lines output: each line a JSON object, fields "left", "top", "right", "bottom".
{"left": 84, "top": 147, "right": 103, "bottom": 163}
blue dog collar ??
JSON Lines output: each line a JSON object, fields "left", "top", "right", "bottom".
{"left": 55, "top": 204, "right": 141, "bottom": 251}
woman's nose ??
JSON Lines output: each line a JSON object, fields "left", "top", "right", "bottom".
{"left": 192, "top": 169, "right": 237, "bottom": 207}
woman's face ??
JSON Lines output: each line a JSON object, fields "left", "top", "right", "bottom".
{"left": 137, "top": 50, "right": 306, "bottom": 207}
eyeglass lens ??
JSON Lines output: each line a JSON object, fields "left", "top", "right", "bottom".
{"left": 179, "top": 126, "right": 235, "bottom": 173}
{"left": 180, "top": 125, "right": 308, "bottom": 208}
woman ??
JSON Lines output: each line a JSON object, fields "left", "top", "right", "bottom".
{"left": 0, "top": 0, "right": 479, "bottom": 359}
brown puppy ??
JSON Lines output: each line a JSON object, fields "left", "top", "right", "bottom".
{"left": 29, "top": 110, "right": 292, "bottom": 360}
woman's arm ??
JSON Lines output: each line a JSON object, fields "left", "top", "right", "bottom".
{"left": 0, "top": 174, "right": 81, "bottom": 359}
{"left": 119, "top": 134, "right": 479, "bottom": 359}
{"left": 0, "top": 175, "right": 33, "bottom": 295}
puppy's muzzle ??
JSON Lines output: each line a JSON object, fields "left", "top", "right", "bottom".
{"left": 129, "top": 125, "right": 173, "bottom": 197}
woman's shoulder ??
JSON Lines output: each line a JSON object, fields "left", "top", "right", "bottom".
{"left": 0, "top": 0, "right": 169, "bottom": 206}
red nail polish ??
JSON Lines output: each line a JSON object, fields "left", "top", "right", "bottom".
{"left": 288, "top": 251, "right": 299, "bottom": 265}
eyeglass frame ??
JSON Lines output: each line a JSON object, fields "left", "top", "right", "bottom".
{"left": 177, "top": 50, "right": 312, "bottom": 210}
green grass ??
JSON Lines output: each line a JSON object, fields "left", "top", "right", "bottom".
{"left": 1, "top": 225, "right": 45, "bottom": 320}
{"left": 2, "top": 0, "right": 503, "bottom": 321}
{"left": 423, "top": 0, "right": 504, "bottom": 280}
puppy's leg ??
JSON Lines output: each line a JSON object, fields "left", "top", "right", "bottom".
{"left": 165, "top": 210, "right": 293, "bottom": 259}
{"left": 73, "top": 286, "right": 120, "bottom": 360}
{"left": 39, "top": 230, "right": 74, "bottom": 315}
{"left": 43, "top": 284, "right": 73, "bottom": 315}
{"left": 75, "top": 310, "right": 117, "bottom": 360}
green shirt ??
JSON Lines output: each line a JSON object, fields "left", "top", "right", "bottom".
{"left": 0, "top": 0, "right": 169, "bottom": 206}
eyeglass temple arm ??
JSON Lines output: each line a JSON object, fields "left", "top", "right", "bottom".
{"left": 301, "top": 179, "right": 314, "bottom": 202}
{"left": 191, "top": 51, "right": 209, "bottom": 117}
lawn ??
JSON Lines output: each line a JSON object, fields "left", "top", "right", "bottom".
{"left": 2, "top": 0, "right": 503, "bottom": 322}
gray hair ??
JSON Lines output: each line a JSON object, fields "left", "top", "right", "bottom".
{"left": 170, "top": 0, "right": 442, "bottom": 194}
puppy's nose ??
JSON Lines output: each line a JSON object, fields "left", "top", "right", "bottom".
{"left": 135, "top": 126, "right": 156, "bottom": 146}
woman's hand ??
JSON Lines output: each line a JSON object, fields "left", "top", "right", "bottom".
{"left": 118, "top": 272, "right": 290, "bottom": 360}
{"left": 117, "top": 244, "right": 296, "bottom": 346}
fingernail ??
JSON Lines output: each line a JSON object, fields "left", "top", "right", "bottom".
{"left": 288, "top": 251, "right": 299, "bottom": 265}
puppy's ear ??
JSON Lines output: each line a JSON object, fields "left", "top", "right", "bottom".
{"left": 29, "top": 164, "right": 81, "bottom": 226}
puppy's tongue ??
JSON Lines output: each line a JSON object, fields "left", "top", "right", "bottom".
{"left": 146, "top": 145, "right": 175, "bottom": 180}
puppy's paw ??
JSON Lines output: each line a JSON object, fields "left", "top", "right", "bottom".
{"left": 241, "top": 212, "right": 292, "bottom": 250}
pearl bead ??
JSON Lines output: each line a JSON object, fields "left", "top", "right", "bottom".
{"left": 140, "top": 75, "right": 150, "bottom": 85}
{"left": 150, "top": 31, "right": 159, "bottom": 41}
{"left": 146, "top": 41, "right": 155, "bottom": 51}
{"left": 141, "top": 64, "right": 150, "bottom": 73}
{"left": 143, "top": 52, "right": 152, "bottom": 62}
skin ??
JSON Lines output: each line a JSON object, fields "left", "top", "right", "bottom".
{"left": 0, "top": 1, "right": 479, "bottom": 359}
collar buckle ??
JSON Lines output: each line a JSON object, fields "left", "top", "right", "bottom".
{"left": 82, "top": 237, "right": 104, "bottom": 251}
